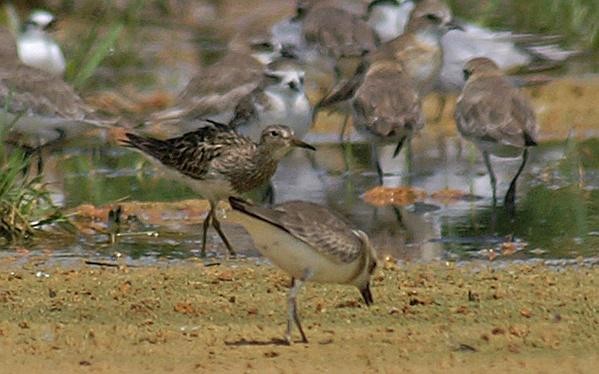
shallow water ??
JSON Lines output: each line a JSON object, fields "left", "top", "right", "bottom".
{"left": 1, "top": 0, "right": 598, "bottom": 264}
{"left": 9, "top": 133, "right": 594, "bottom": 264}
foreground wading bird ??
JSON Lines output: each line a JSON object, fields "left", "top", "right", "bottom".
{"left": 122, "top": 121, "right": 315, "bottom": 257}
{"left": 229, "top": 196, "right": 378, "bottom": 344}
{"left": 455, "top": 57, "right": 538, "bottom": 214}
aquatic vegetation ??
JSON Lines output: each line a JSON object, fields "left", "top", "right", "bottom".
{"left": 0, "top": 119, "right": 72, "bottom": 242}
{"left": 68, "top": 23, "right": 124, "bottom": 89}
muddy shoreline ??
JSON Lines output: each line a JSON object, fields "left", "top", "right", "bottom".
{"left": 0, "top": 260, "right": 597, "bottom": 372}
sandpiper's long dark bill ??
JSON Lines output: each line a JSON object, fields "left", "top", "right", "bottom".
{"left": 229, "top": 196, "right": 377, "bottom": 344}
{"left": 121, "top": 121, "right": 315, "bottom": 257}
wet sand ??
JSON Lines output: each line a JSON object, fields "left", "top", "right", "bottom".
{"left": 1, "top": 260, "right": 597, "bottom": 373}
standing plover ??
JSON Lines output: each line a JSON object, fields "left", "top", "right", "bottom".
{"left": 300, "top": 3, "right": 378, "bottom": 80}
{"left": 367, "top": 0, "right": 575, "bottom": 93}
{"left": 371, "top": 7, "right": 460, "bottom": 96}
{"left": 122, "top": 121, "right": 315, "bottom": 257}
{"left": 352, "top": 59, "right": 424, "bottom": 182}
{"left": 318, "top": 8, "right": 460, "bottom": 109}
{"left": 17, "top": 10, "right": 66, "bottom": 76}
{"left": 229, "top": 58, "right": 312, "bottom": 142}
{"left": 317, "top": 12, "right": 452, "bottom": 180}
{"left": 229, "top": 196, "right": 377, "bottom": 344}
{"left": 0, "top": 28, "right": 114, "bottom": 151}
{"left": 146, "top": 33, "right": 284, "bottom": 134}
{"left": 454, "top": 57, "right": 538, "bottom": 212}
{"left": 318, "top": 57, "right": 424, "bottom": 182}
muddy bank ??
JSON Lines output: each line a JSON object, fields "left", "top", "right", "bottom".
{"left": 0, "top": 260, "right": 597, "bottom": 373}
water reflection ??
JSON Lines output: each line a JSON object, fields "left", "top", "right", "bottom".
{"left": 18, "top": 134, "right": 597, "bottom": 263}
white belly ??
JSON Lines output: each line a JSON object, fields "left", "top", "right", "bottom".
{"left": 367, "top": 2, "right": 413, "bottom": 42}
{"left": 146, "top": 159, "right": 235, "bottom": 202}
{"left": 232, "top": 211, "right": 362, "bottom": 284}
{"left": 17, "top": 35, "right": 66, "bottom": 76}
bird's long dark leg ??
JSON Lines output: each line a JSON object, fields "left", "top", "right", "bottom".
{"left": 35, "top": 146, "right": 44, "bottom": 175}
{"left": 372, "top": 143, "right": 383, "bottom": 185}
{"left": 266, "top": 182, "right": 275, "bottom": 205}
{"left": 392, "top": 137, "right": 406, "bottom": 159}
{"left": 200, "top": 204, "right": 213, "bottom": 257}
{"left": 339, "top": 113, "right": 350, "bottom": 143}
{"left": 483, "top": 151, "right": 497, "bottom": 209}
{"left": 210, "top": 202, "right": 236, "bottom": 257}
{"left": 504, "top": 148, "right": 529, "bottom": 216}
{"left": 286, "top": 277, "right": 307, "bottom": 344}
{"left": 393, "top": 136, "right": 411, "bottom": 183}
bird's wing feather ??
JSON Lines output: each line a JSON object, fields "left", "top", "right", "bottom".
{"left": 123, "top": 122, "right": 243, "bottom": 179}
{"left": 231, "top": 197, "right": 363, "bottom": 264}
{"left": 456, "top": 76, "right": 536, "bottom": 147}
{"left": 317, "top": 60, "right": 368, "bottom": 108}
{"left": 0, "top": 65, "right": 90, "bottom": 120}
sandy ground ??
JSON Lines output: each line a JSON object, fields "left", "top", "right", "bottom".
{"left": 0, "top": 260, "right": 597, "bottom": 373}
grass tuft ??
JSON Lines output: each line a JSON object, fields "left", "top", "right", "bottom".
{"left": 0, "top": 109, "right": 73, "bottom": 243}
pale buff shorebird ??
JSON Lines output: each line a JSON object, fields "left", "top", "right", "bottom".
{"left": 229, "top": 196, "right": 377, "bottom": 344}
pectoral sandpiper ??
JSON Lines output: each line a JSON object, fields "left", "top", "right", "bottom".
{"left": 122, "top": 121, "right": 315, "bottom": 257}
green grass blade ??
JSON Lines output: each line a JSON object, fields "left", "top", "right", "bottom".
{"left": 72, "top": 23, "right": 124, "bottom": 89}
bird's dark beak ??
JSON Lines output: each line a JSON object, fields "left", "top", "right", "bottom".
{"left": 46, "top": 18, "right": 58, "bottom": 31}
{"left": 447, "top": 20, "right": 464, "bottom": 31}
{"left": 288, "top": 81, "right": 301, "bottom": 92}
{"left": 360, "top": 284, "right": 374, "bottom": 306}
{"left": 281, "top": 44, "right": 298, "bottom": 59}
{"left": 291, "top": 138, "right": 316, "bottom": 151}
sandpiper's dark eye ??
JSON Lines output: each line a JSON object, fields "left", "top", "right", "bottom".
{"left": 253, "top": 42, "right": 273, "bottom": 51}
{"left": 463, "top": 69, "right": 471, "bottom": 80}
{"left": 46, "top": 18, "right": 57, "bottom": 30}
{"left": 269, "top": 130, "right": 280, "bottom": 137}
{"left": 426, "top": 14, "right": 440, "bottom": 22}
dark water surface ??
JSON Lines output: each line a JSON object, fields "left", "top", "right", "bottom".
{"left": 1, "top": 0, "right": 598, "bottom": 265}
{"left": 13, "top": 134, "right": 596, "bottom": 264}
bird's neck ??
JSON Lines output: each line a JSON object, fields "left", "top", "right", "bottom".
{"left": 227, "top": 147, "right": 279, "bottom": 193}
{"left": 413, "top": 28, "right": 442, "bottom": 47}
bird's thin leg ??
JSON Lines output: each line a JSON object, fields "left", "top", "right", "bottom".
{"left": 392, "top": 136, "right": 406, "bottom": 158}
{"left": 36, "top": 147, "right": 44, "bottom": 176}
{"left": 286, "top": 277, "right": 308, "bottom": 344}
{"left": 263, "top": 182, "right": 275, "bottom": 206}
{"left": 372, "top": 143, "right": 383, "bottom": 185}
{"left": 433, "top": 94, "right": 447, "bottom": 123}
{"left": 483, "top": 151, "right": 497, "bottom": 208}
{"left": 210, "top": 203, "right": 236, "bottom": 257}
{"left": 339, "top": 113, "right": 350, "bottom": 143}
{"left": 504, "top": 148, "right": 529, "bottom": 216}
{"left": 200, "top": 203, "right": 213, "bottom": 257}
